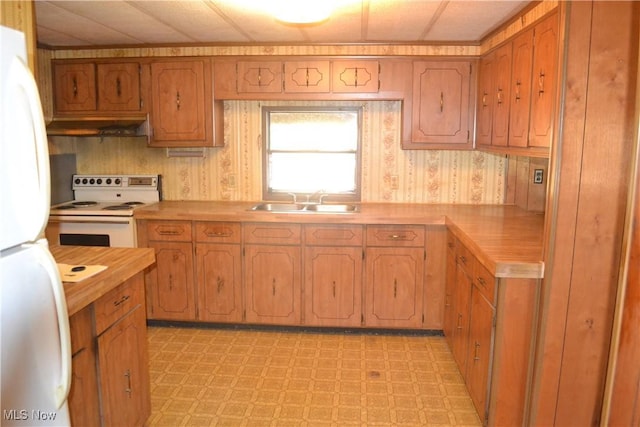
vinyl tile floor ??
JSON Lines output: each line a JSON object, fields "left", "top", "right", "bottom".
{"left": 146, "top": 326, "right": 482, "bottom": 427}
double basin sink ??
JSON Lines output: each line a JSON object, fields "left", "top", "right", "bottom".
{"left": 251, "top": 203, "right": 358, "bottom": 214}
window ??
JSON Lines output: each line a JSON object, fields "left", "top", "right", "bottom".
{"left": 262, "top": 106, "right": 362, "bottom": 202}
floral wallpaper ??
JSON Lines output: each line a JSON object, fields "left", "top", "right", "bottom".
{"left": 48, "top": 100, "right": 506, "bottom": 204}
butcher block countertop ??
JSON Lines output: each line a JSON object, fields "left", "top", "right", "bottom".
{"left": 51, "top": 245, "right": 156, "bottom": 316}
{"left": 135, "top": 201, "right": 545, "bottom": 279}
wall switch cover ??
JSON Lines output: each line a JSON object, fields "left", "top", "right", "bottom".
{"left": 534, "top": 169, "right": 544, "bottom": 184}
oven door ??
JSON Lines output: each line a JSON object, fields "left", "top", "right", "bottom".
{"left": 46, "top": 215, "right": 137, "bottom": 248}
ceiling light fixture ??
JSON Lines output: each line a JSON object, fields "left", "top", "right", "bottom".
{"left": 271, "top": 2, "right": 334, "bottom": 24}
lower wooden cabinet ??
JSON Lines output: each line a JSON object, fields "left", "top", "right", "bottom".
{"left": 67, "top": 274, "right": 151, "bottom": 427}
{"left": 443, "top": 232, "right": 457, "bottom": 344}
{"left": 68, "top": 308, "right": 100, "bottom": 427}
{"left": 244, "top": 244, "right": 301, "bottom": 325}
{"left": 196, "top": 243, "right": 243, "bottom": 322}
{"left": 364, "top": 225, "right": 425, "bottom": 328}
{"left": 139, "top": 220, "right": 434, "bottom": 330}
{"left": 97, "top": 305, "right": 150, "bottom": 427}
{"left": 195, "top": 221, "right": 243, "bottom": 323}
{"left": 444, "top": 229, "right": 539, "bottom": 427}
{"left": 146, "top": 241, "right": 196, "bottom": 320}
{"left": 466, "top": 283, "right": 495, "bottom": 420}
{"left": 144, "top": 220, "right": 196, "bottom": 320}
{"left": 244, "top": 223, "right": 302, "bottom": 325}
{"left": 304, "top": 225, "right": 364, "bottom": 327}
{"left": 451, "top": 259, "right": 473, "bottom": 373}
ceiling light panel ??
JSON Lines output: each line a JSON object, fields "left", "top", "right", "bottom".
{"left": 131, "top": 1, "right": 249, "bottom": 43}
{"left": 366, "top": 0, "right": 443, "bottom": 42}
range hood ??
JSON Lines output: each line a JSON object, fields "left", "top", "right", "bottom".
{"left": 45, "top": 114, "right": 149, "bottom": 138}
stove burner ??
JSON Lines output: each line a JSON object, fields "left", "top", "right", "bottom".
{"left": 103, "top": 204, "right": 135, "bottom": 211}
{"left": 56, "top": 204, "right": 78, "bottom": 210}
{"left": 73, "top": 201, "right": 97, "bottom": 206}
{"left": 122, "top": 201, "right": 144, "bottom": 206}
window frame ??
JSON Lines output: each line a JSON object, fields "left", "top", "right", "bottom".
{"left": 261, "top": 106, "right": 363, "bottom": 203}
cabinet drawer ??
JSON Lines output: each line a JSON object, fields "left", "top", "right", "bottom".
{"left": 366, "top": 225, "right": 425, "bottom": 247}
{"left": 304, "top": 225, "right": 363, "bottom": 246}
{"left": 244, "top": 223, "right": 301, "bottom": 245}
{"left": 457, "top": 242, "right": 475, "bottom": 274}
{"left": 474, "top": 261, "right": 496, "bottom": 305}
{"left": 94, "top": 276, "right": 144, "bottom": 335}
{"left": 146, "top": 220, "right": 192, "bottom": 242}
{"left": 195, "top": 222, "right": 241, "bottom": 244}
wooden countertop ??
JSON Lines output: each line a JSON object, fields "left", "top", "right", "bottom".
{"left": 135, "top": 201, "right": 545, "bottom": 279}
{"left": 51, "top": 245, "right": 156, "bottom": 316}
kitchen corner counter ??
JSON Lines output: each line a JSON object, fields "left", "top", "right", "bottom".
{"left": 134, "top": 201, "right": 545, "bottom": 279}
{"left": 51, "top": 245, "right": 156, "bottom": 316}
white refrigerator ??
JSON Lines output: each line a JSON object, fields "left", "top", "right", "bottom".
{"left": 0, "top": 26, "right": 72, "bottom": 426}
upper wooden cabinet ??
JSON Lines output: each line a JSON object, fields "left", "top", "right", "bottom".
{"left": 508, "top": 27, "right": 535, "bottom": 148}
{"left": 149, "top": 58, "right": 223, "bottom": 147}
{"left": 332, "top": 60, "right": 380, "bottom": 93}
{"left": 215, "top": 58, "right": 384, "bottom": 99}
{"left": 528, "top": 12, "right": 559, "bottom": 148}
{"left": 236, "top": 61, "right": 282, "bottom": 93}
{"left": 284, "top": 60, "right": 330, "bottom": 93}
{"left": 406, "top": 60, "right": 474, "bottom": 149}
{"left": 476, "top": 11, "right": 559, "bottom": 156}
{"left": 53, "top": 61, "right": 142, "bottom": 114}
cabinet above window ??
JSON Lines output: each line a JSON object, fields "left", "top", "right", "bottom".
{"left": 214, "top": 57, "right": 389, "bottom": 100}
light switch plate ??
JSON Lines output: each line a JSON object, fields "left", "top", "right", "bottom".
{"left": 533, "top": 169, "right": 544, "bottom": 184}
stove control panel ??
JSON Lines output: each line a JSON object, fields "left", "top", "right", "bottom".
{"left": 72, "top": 175, "right": 159, "bottom": 189}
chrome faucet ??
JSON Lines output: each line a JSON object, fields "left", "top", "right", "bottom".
{"left": 287, "top": 192, "right": 297, "bottom": 203}
{"left": 307, "top": 190, "right": 328, "bottom": 204}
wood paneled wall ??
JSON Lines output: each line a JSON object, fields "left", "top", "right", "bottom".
{"left": 529, "top": 2, "right": 640, "bottom": 424}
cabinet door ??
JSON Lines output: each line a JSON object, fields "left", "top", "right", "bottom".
{"left": 146, "top": 241, "right": 196, "bottom": 320}
{"left": 332, "top": 60, "right": 379, "bottom": 93}
{"left": 150, "top": 60, "right": 210, "bottom": 144}
{"left": 509, "top": 28, "right": 534, "bottom": 148}
{"left": 304, "top": 246, "right": 363, "bottom": 327}
{"left": 97, "top": 306, "right": 150, "bottom": 427}
{"left": 196, "top": 243, "right": 243, "bottom": 323}
{"left": 97, "top": 62, "right": 141, "bottom": 112}
{"left": 411, "top": 61, "right": 472, "bottom": 146}
{"left": 475, "top": 54, "right": 495, "bottom": 147}
{"left": 491, "top": 43, "right": 512, "bottom": 147}
{"left": 244, "top": 244, "right": 301, "bottom": 325}
{"left": 53, "top": 62, "right": 97, "bottom": 112}
{"left": 452, "top": 265, "right": 472, "bottom": 375}
{"left": 283, "top": 61, "right": 330, "bottom": 93}
{"left": 236, "top": 61, "right": 282, "bottom": 93}
{"left": 68, "top": 308, "right": 100, "bottom": 426}
{"left": 364, "top": 247, "right": 424, "bottom": 328}
{"left": 466, "top": 286, "right": 495, "bottom": 421}
{"left": 529, "top": 12, "right": 558, "bottom": 148}
{"left": 443, "top": 245, "right": 457, "bottom": 345}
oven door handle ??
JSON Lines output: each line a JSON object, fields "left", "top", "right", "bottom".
{"left": 48, "top": 218, "right": 132, "bottom": 225}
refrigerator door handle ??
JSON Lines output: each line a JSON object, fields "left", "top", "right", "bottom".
{"left": 12, "top": 56, "right": 50, "bottom": 235}
{"left": 35, "top": 241, "right": 72, "bottom": 409}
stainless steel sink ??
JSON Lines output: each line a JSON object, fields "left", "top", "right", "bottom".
{"left": 251, "top": 203, "right": 306, "bottom": 212}
{"left": 250, "top": 203, "right": 358, "bottom": 213}
{"left": 304, "top": 204, "right": 359, "bottom": 213}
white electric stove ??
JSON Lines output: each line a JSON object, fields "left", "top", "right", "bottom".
{"left": 47, "top": 174, "right": 161, "bottom": 247}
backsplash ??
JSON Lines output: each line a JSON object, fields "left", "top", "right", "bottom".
{"left": 48, "top": 100, "right": 506, "bottom": 204}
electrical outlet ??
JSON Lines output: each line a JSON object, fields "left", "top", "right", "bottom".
{"left": 228, "top": 174, "right": 236, "bottom": 188}
{"left": 533, "top": 169, "right": 544, "bottom": 184}
{"left": 390, "top": 175, "right": 399, "bottom": 190}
